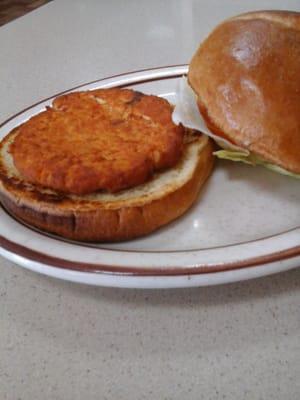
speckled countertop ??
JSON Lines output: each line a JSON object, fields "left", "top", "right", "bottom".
{"left": 0, "top": 1, "right": 299, "bottom": 399}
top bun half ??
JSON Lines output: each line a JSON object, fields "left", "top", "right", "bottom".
{"left": 188, "top": 10, "right": 300, "bottom": 174}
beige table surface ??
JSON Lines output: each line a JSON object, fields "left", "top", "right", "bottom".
{"left": 0, "top": 1, "right": 299, "bottom": 398}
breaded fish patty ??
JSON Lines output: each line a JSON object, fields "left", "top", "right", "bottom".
{"left": 11, "top": 88, "right": 184, "bottom": 195}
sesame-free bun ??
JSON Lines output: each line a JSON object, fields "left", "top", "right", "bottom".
{"left": 0, "top": 128, "right": 214, "bottom": 242}
{"left": 188, "top": 10, "right": 300, "bottom": 174}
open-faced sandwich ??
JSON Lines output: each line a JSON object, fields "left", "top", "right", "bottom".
{"left": 0, "top": 88, "right": 214, "bottom": 241}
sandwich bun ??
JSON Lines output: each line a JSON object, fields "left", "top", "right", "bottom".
{"left": 188, "top": 10, "right": 300, "bottom": 175}
{"left": 0, "top": 88, "right": 214, "bottom": 242}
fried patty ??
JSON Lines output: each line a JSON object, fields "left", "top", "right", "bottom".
{"left": 10, "top": 88, "right": 184, "bottom": 195}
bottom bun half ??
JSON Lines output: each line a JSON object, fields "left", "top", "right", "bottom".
{"left": 0, "top": 134, "right": 214, "bottom": 242}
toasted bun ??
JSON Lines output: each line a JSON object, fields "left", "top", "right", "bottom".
{"left": 0, "top": 129, "right": 214, "bottom": 242}
{"left": 189, "top": 10, "right": 300, "bottom": 173}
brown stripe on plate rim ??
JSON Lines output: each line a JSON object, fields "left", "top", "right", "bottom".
{"left": 0, "top": 234, "right": 299, "bottom": 276}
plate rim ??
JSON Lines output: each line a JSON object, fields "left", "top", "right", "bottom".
{"left": 0, "top": 65, "right": 299, "bottom": 283}
{"left": 0, "top": 233, "right": 299, "bottom": 276}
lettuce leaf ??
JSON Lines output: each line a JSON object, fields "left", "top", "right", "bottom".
{"left": 214, "top": 150, "right": 300, "bottom": 179}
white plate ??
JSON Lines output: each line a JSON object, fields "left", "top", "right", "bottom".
{"left": 0, "top": 66, "right": 299, "bottom": 288}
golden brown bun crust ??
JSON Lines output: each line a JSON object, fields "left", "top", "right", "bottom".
{"left": 11, "top": 88, "right": 184, "bottom": 195}
{"left": 189, "top": 10, "right": 300, "bottom": 173}
{"left": 0, "top": 134, "right": 214, "bottom": 242}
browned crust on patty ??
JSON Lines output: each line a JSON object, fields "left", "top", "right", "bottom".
{"left": 10, "top": 88, "right": 184, "bottom": 195}
{"left": 188, "top": 10, "right": 300, "bottom": 173}
{"left": 0, "top": 137, "right": 215, "bottom": 242}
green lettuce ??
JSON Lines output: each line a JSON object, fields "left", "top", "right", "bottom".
{"left": 214, "top": 150, "right": 300, "bottom": 179}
